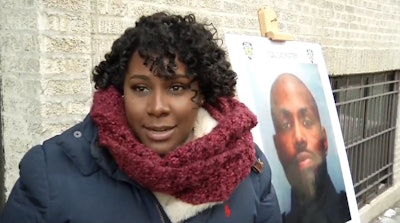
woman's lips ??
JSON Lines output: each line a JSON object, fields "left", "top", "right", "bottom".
{"left": 144, "top": 126, "right": 175, "bottom": 141}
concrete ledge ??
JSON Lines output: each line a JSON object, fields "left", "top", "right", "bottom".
{"left": 359, "top": 184, "right": 400, "bottom": 223}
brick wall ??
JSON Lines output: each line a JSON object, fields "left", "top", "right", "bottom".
{"left": 1, "top": 0, "right": 42, "bottom": 196}
{"left": 1, "top": 0, "right": 400, "bottom": 209}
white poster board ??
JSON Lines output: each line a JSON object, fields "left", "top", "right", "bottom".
{"left": 225, "top": 34, "right": 360, "bottom": 223}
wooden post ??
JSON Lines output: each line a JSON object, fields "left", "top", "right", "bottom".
{"left": 258, "top": 7, "right": 294, "bottom": 41}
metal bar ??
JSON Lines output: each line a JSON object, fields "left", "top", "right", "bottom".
{"left": 329, "top": 71, "right": 399, "bottom": 208}
{"left": 345, "top": 127, "right": 396, "bottom": 149}
{"left": 335, "top": 90, "right": 398, "bottom": 106}
{"left": 355, "top": 170, "right": 393, "bottom": 197}
{"left": 353, "top": 163, "right": 393, "bottom": 188}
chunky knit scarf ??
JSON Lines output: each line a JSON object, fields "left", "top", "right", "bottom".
{"left": 91, "top": 86, "right": 257, "bottom": 204}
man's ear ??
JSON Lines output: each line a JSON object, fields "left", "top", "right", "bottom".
{"left": 321, "top": 127, "right": 328, "bottom": 153}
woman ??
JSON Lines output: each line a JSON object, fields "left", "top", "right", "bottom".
{"left": 0, "top": 12, "right": 282, "bottom": 223}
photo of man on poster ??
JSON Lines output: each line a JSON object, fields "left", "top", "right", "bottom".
{"left": 224, "top": 33, "right": 360, "bottom": 223}
{"left": 270, "top": 73, "right": 351, "bottom": 223}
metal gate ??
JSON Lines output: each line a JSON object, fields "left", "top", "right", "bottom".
{"left": 330, "top": 71, "right": 399, "bottom": 207}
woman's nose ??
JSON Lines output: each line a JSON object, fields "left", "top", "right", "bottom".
{"left": 147, "top": 90, "right": 170, "bottom": 117}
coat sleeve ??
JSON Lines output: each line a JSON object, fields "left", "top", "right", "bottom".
{"left": 253, "top": 144, "right": 283, "bottom": 223}
{"left": 0, "top": 145, "right": 49, "bottom": 223}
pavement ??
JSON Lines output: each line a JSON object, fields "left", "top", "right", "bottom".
{"left": 370, "top": 201, "right": 400, "bottom": 223}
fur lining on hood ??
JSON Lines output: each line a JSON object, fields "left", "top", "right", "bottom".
{"left": 153, "top": 108, "right": 220, "bottom": 223}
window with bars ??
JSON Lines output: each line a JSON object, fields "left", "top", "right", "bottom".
{"left": 330, "top": 71, "right": 399, "bottom": 208}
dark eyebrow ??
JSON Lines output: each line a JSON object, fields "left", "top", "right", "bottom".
{"left": 277, "top": 109, "right": 291, "bottom": 118}
{"left": 299, "top": 108, "right": 311, "bottom": 117}
{"left": 172, "top": 74, "right": 192, "bottom": 81}
{"left": 128, "top": 74, "right": 149, "bottom": 81}
{"left": 174, "top": 74, "right": 190, "bottom": 78}
{"left": 127, "top": 74, "right": 191, "bottom": 81}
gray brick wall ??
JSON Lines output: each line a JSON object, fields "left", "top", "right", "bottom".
{"left": 1, "top": 0, "right": 399, "bottom": 216}
{"left": 1, "top": 0, "right": 42, "bottom": 195}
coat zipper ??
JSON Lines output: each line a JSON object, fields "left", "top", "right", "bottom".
{"left": 155, "top": 203, "right": 167, "bottom": 223}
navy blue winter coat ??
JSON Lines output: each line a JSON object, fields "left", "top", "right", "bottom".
{"left": 0, "top": 115, "right": 282, "bottom": 223}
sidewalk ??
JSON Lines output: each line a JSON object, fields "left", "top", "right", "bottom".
{"left": 370, "top": 201, "right": 400, "bottom": 223}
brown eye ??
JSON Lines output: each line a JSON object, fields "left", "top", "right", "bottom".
{"left": 131, "top": 85, "right": 150, "bottom": 96}
{"left": 169, "top": 85, "right": 184, "bottom": 91}
{"left": 303, "top": 119, "right": 314, "bottom": 128}
{"left": 168, "top": 84, "right": 187, "bottom": 95}
{"left": 280, "top": 122, "right": 291, "bottom": 130}
{"left": 133, "top": 86, "right": 147, "bottom": 92}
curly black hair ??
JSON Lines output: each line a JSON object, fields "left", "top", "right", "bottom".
{"left": 92, "top": 12, "right": 237, "bottom": 106}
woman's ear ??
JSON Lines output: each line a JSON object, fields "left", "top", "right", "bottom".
{"left": 198, "top": 93, "right": 205, "bottom": 106}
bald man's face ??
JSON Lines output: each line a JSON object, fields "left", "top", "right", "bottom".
{"left": 271, "top": 74, "right": 327, "bottom": 199}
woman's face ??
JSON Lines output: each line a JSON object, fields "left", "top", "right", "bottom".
{"left": 123, "top": 51, "right": 202, "bottom": 155}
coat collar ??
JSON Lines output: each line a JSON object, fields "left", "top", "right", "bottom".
{"left": 57, "top": 114, "right": 137, "bottom": 184}
{"left": 57, "top": 111, "right": 223, "bottom": 223}
{"left": 57, "top": 115, "right": 100, "bottom": 176}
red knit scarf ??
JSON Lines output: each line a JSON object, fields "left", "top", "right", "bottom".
{"left": 91, "top": 86, "right": 257, "bottom": 204}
